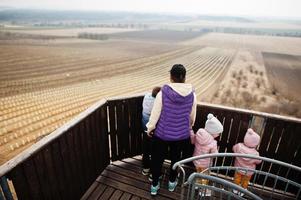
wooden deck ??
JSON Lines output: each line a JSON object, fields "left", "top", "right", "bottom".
{"left": 81, "top": 156, "right": 186, "bottom": 200}
{"left": 81, "top": 155, "right": 298, "bottom": 200}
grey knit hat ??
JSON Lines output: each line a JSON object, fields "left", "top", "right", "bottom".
{"left": 205, "top": 113, "right": 223, "bottom": 135}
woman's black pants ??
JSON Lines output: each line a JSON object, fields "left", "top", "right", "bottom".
{"left": 151, "top": 136, "right": 190, "bottom": 186}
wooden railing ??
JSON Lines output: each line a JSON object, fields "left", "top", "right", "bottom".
{"left": 194, "top": 102, "right": 301, "bottom": 189}
{"left": 0, "top": 95, "right": 144, "bottom": 200}
{"left": 0, "top": 94, "right": 300, "bottom": 199}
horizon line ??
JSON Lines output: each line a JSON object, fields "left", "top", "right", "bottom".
{"left": 1, "top": 5, "right": 301, "bottom": 21}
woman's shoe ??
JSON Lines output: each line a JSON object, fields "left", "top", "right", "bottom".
{"left": 150, "top": 184, "right": 160, "bottom": 195}
{"left": 142, "top": 168, "right": 150, "bottom": 176}
{"left": 168, "top": 180, "right": 178, "bottom": 192}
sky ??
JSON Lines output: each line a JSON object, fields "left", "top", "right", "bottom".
{"left": 1, "top": 0, "right": 301, "bottom": 19}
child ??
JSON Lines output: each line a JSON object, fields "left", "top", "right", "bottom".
{"left": 232, "top": 128, "right": 261, "bottom": 194}
{"left": 190, "top": 113, "right": 223, "bottom": 196}
{"left": 141, "top": 86, "right": 161, "bottom": 175}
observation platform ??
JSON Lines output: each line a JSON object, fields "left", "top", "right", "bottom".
{"left": 0, "top": 95, "right": 300, "bottom": 199}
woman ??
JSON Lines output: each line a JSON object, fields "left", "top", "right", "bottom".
{"left": 146, "top": 64, "right": 197, "bottom": 195}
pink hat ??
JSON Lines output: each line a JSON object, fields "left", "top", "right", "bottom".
{"left": 244, "top": 128, "right": 260, "bottom": 148}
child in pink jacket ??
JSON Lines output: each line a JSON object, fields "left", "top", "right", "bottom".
{"left": 190, "top": 113, "right": 223, "bottom": 195}
{"left": 232, "top": 128, "right": 262, "bottom": 191}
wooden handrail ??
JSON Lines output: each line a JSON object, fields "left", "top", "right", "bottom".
{"left": 198, "top": 102, "right": 301, "bottom": 123}
{"left": 106, "top": 92, "right": 301, "bottom": 123}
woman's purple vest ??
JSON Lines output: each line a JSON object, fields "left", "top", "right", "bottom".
{"left": 155, "top": 85, "right": 194, "bottom": 141}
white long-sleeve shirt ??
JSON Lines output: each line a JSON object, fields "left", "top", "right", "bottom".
{"left": 146, "top": 83, "right": 197, "bottom": 134}
{"left": 142, "top": 92, "right": 155, "bottom": 116}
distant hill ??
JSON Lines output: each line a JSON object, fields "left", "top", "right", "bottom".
{"left": 196, "top": 15, "right": 254, "bottom": 23}
{"left": 0, "top": 9, "right": 192, "bottom": 23}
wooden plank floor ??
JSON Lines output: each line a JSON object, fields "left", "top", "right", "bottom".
{"left": 81, "top": 156, "right": 187, "bottom": 200}
{"left": 81, "top": 155, "right": 299, "bottom": 200}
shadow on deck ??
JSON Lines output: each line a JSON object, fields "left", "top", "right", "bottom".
{"left": 82, "top": 156, "right": 185, "bottom": 200}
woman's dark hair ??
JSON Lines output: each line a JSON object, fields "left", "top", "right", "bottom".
{"left": 152, "top": 86, "right": 161, "bottom": 97}
{"left": 170, "top": 64, "right": 186, "bottom": 83}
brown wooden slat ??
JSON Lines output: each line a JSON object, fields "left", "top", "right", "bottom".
{"left": 65, "top": 129, "right": 82, "bottom": 198}
{"left": 9, "top": 165, "right": 31, "bottom": 200}
{"left": 275, "top": 122, "right": 299, "bottom": 191}
{"left": 266, "top": 120, "right": 285, "bottom": 159}
{"left": 132, "top": 156, "right": 182, "bottom": 172}
{"left": 276, "top": 122, "right": 298, "bottom": 163}
{"left": 223, "top": 112, "right": 239, "bottom": 167}
{"left": 216, "top": 111, "right": 232, "bottom": 166}
{"left": 59, "top": 134, "right": 78, "bottom": 199}
{"left": 227, "top": 112, "right": 240, "bottom": 149}
{"left": 259, "top": 118, "right": 276, "bottom": 157}
{"left": 122, "top": 157, "right": 174, "bottom": 178}
{"left": 32, "top": 152, "right": 53, "bottom": 200}
{"left": 116, "top": 101, "right": 126, "bottom": 159}
{"left": 194, "top": 105, "right": 207, "bottom": 131}
{"left": 93, "top": 109, "right": 102, "bottom": 173}
{"left": 113, "top": 160, "right": 143, "bottom": 174}
{"left": 236, "top": 113, "right": 252, "bottom": 144}
{"left": 120, "top": 192, "right": 132, "bottom": 200}
{"left": 51, "top": 141, "right": 69, "bottom": 200}
{"left": 113, "top": 158, "right": 172, "bottom": 182}
{"left": 108, "top": 101, "right": 118, "bottom": 161}
{"left": 107, "top": 162, "right": 184, "bottom": 195}
{"left": 122, "top": 157, "right": 143, "bottom": 166}
{"left": 81, "top": 181, "right": 99, "bottom": 200}
{"left": 99, "top": 105, "right": 110, "bottom": 170}
{"left": 43, "top": 146, "right": 63, "bottom": 199}
{"left": 124, "top": 100, "right": 131, "bottom": 157}
{"left": 106, "top": 164, "right": 148, "bottom": 183}
{"left": 136, "top": 97, "right": 144, "bottom": 154}
{"left": 21, "top": 159, "right": 43, "bottom": 200}
{"left": 129, "top": 98, "right": 138, "bottom": 156}
{"left": 287, "top": 124, "right": 301, "bottom": 185}
{"left": 288, "top": 123, "right": 301, "bottom": 167}
{"left": 98, "top": 186, "right": 115, "bottom": 200}
{"left": 96, "top": 175, "right": 172, "bottom": 200}
{"left": 85, "top": 115, "right": 97, "bottom": 183}
{"left": 88, "top": 183, "right": 107, "bottom": 199}
{"left": 266, "top": 120, "right": 287, "bottom": 190}
{"left": 79, "top": 121, "right": 91, "bottom": 188}
{"left": 72, "top": 124, "right": 87, "bottom": 195}
{"left": 110, "top": 189, "right": 124, "bottom": 200}
{"left": 101, "top": 168, "right": 181, "bottom": 199}
{"left": 88, "top": 112, "right": 99, "bottom": 178}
